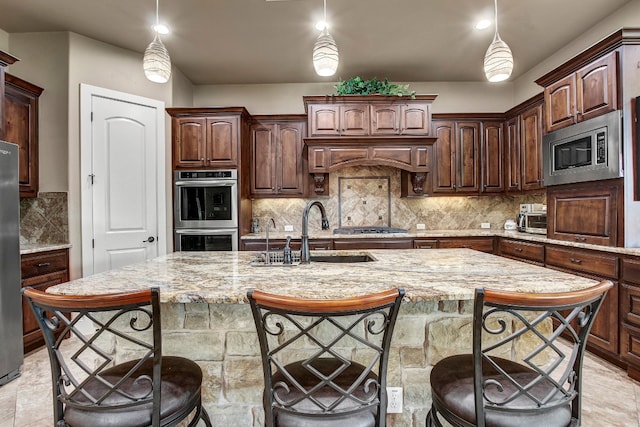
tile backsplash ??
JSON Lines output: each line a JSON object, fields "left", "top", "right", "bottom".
{"left": 20, "top": 192, "right": 69, "bottom": 245}
{"left": 252, "top": 166, "right": 545, "bottom": 233}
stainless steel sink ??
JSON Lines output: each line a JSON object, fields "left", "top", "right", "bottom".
{"left": 250, "top": 251, "right": 375, "bottom": 266}
{"left": 309, "top": 254, "right": 375, "bottom": 263}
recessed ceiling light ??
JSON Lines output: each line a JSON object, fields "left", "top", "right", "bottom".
{"left": 153, "top": 24, "right": 170, "bottom": 35}
{"left": 475, "top": 19, "right": 491, "bottom": 30}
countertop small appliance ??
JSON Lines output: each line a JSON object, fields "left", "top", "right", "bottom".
{"left": 517, "top": 203, "right": 547, "bottom": 234}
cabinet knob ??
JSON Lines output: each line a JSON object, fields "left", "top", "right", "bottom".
{"left": 200, "top": 158, "right": 205, "bottom": 161}
{"left": 515, "top": 247, "right": 523, "bottom": 252}
{"left": 574, "top": 236, "right": 587, "bottom": 242}
{"left": 569, "top": 257, "right": 583, "bottom": 265}
{"left": 37, "top": 262, "right": 51, "bottom": 267}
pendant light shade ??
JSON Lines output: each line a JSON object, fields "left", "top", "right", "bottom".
{"left": 483, "top": 0, "right": 513, "bottom": 82}
{"left": 313, "top": 0, "right": 339, "bottom": 77}
{"left": 144, "top": 34, "right": 171, "bottom": 83}
{"left": 144, "top": 0, "right": 171, "bottom": 83}
{"left": 313, "top": 29, "right": 339, "bottom": 77}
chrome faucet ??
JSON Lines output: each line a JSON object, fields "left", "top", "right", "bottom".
{"left": 264, "top": 217, "right": 276, "bottom": 265}
{"left": 300, "top": 201, "right": 329, "bottom": 264}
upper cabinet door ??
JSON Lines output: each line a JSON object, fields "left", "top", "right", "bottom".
{"left": 308, "top": 105, "right": 340, "bottom": 136}
{"left": 4, "top": 75, "right": 43, "bottom": 198}
{"left": 432, "top": 120, "right": 456, "bottom": 193}
{"left": 504, "top": 116, "right": 520, "bottom": 192}
{"left": 544, "top": 74, "right": 576, "bottom": 133}
{"left": 370, "top": 105, "right": 400, "bottom": 135}
{"left": 455, "top": 121, "right": 480, "bottom": 193}
{"left": 520, "top": 104, "right": 543, "bottom": 191}
{"left": 400, "top": 104, "right": 431, "bottom": 135}
{"left": 206, "top": 116, "right": 239, "bottom": 167}
{"left": 340, "top": 104, "right": 369, "bottom": 135}
{"left": 250, "top": 123, "right": 277, "bottom": 195}
{"left": 173, "top": 118, "right": 206, "bottom": 168}
{"left": 277, "top": 122, "right": 305, "bottom": 195}
{"left": 576, "top": 52, "right": 618, "bottom": 123}
{"left": 481, "top": 121, "right": 504, "bottom": 193}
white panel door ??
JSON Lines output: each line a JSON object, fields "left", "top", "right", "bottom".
{"left": 91, "top": 96, "right": 158, "bottom": 273}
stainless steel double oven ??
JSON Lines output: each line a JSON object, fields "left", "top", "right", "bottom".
{"left": 174, "top": 170, "right": 238, "bottom": 251}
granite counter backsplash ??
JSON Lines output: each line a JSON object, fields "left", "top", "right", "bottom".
{"left": 252, "top": 166, "right": 545, "bottom": 233}
{"left": 20, "top": 192, "right": 69, "bottom": 245}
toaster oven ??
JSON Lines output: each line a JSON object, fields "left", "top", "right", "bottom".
{"left": 517, "top": 212, "right": 547, "bottom": 235}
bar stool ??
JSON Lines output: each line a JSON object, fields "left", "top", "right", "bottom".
{"left": 247, "top": 288, "right": 404, "bottom": 427}
{"left": 22, "top": 287, "right": 212, "bottom": 427}
{"left": 426, "top": 280, "right": 613, "bottom": 427}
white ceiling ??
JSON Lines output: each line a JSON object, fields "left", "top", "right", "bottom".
{"left": 0, "top": 0, "right": 632, "bottom": 85}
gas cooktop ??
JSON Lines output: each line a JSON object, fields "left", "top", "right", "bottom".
{"left": 333, "top": 227, "right": 408, "bottom": 235}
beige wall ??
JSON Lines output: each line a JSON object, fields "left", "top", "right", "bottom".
{"left": 513, "top": 0, "right": 640, "bottom": 104}
{"left": 7, "top": 32, "right": 70, "bottom": 193}
{"left": 0, "top": 28, "right": 8, "bottom": 51}
{"left": 194, "top": 81, "right": 514, "bottom": 115}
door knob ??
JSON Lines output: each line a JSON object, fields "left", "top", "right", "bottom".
{"left": 143, "top": 236, "right": 155, "bottom": 243}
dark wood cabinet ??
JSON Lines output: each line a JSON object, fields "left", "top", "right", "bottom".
{"left": 520, "top": 103, "right": 544, "bottom": 191}
{"left": 250, "top": 116, "right": 306, "bottom": 197}
{"left": 498, "top": 238, "right": 545, "bottom": 265}
{"left": 333, "top": 238, "right": 414, "bottom": 250}
{"left": 504, "top": 116, "right": 521, "bottom": 192}
{"left": 168, "top": 108, "right": 250, "bottom": 169}
{"left": 0, "top": 50, "right": 19, "bottom": 140}
{"left": 542, "top": 51, "right": 618, "bottom": 133}
{"left": 545, "top": 245, "right": 619, "bottom": 357}
{"left": 431, "top": 120, "right": 480, "bottom": 194}
{"left": 481, "top": 121, "right": 504, "bottom": 193}
{"left": 621, "top": 257, "right": 640, "bottom": 380}
{"left": 437, "top": 237, "right": 495, "bottom": 253}
{"left": 4, "top": 73, "right": 43, "bottom": 198}
{"left": 21, "top": 249, "right": 69, "bottom": 353}
{"left": 304, "top": 96, "right": 435, "bottom": 138}
{"left": 241, "top": 239, "right": 333, "bottom": 251}
{"left": 547, "top": 179, "right": 623, "bottom": 247}
{"left": 307, "top": 103, "right": 369, "bottom": 136}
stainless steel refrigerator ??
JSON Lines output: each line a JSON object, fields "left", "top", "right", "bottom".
{"left": 0, "top": 140, "right": 22, "bottom": 385}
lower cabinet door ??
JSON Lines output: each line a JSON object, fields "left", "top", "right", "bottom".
{"left": 22, "top": 270, "right": 68, "bottom": 353}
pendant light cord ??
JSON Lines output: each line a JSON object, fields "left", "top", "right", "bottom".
{"left": 155, "top": 0, "right": 160, "bottom": 27}
{"left": 494, "top": 0, "right": 499, "bottom": 36}
{"left": 323, "top": 0, "right": 327, "bottom": 21}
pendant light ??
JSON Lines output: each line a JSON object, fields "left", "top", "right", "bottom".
{"left": 143, "top": 0, "right": 171, "bottom": 83}
{"left": 483, "top": 0, "right": 513, "bottom": 82}
{"left": 312, "top": 0, "right": 339, "bottom": 77}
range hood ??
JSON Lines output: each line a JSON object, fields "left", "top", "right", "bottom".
{"left": 303, "top": 95, "right": 438, "bottom": 196}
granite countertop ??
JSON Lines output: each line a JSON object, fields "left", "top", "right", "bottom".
{"left": 20, "top": 243, "right": 72, "bottom": 255}
{"left": 48, "top": 249, "right": 598, "bottom": 304}
{"left": 241, "top": 229, "right": 640, "bottom": 256}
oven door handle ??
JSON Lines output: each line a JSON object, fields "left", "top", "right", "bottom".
{"left": 175, "top": 229, "right": 238, "bottom": 235}
{"left": 174, "top": 180, "right": 235, "bottom": 187}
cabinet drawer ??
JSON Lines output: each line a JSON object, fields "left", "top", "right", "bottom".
{"left": 309, "top": 240, "right": 333, "bottom": 250}
{"left": 21, "top": 249, "right": 69, "bottom": 279}
{"left": 623, "top": 258, "right": 640, "bottom": 285}
{"left": 545, "top": 246, "right": 618, "bottom": 279}
{"left": 414, "top": 239, "right": 438, "bottom": 249}
{"left": 333, "top": 239, "right": 413, "bottom": 250}
{"left": 438, "top": 238, "right": 495, "bottom": 253}
{"left": 499, "top": 239, "right": 544, "bottom": 263}
{"left": 622, "top": 282, "right": 640, "bottom": 327}
{"left": 621, "top": 322, "right": 640, "bottom": 367}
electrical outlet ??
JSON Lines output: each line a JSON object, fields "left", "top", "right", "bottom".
{"left": 480, "top": 222, "right": 491, "bottom": 229}
{"left": 386, "top": 387, "right": 403, "bottom": 413}
{"left": 416, "top": 223, "right": 426, "bottom": 230}
{"left": 284, "top": 225, "right": 294, "bottom": 232}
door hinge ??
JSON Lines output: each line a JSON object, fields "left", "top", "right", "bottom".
{"left": 91, "top": 111, "right": 93, "bottom": 122}
{"left": 89, "top": 174, "right": 95, "bottom": 184}
{"left": 92, "top": 239, "right": 95, "bottom": 248}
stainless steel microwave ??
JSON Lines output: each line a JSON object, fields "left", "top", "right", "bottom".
{"left": 542, "top": 110, "right": 622, "bottom": 186}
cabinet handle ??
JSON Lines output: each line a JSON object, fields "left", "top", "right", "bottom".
{"left": 569, "top": 257, "right": 583, "bottom": 264}
{"left": 514, "top": 247, "right": 523, "bottom": 252}
{"left": 200, "top": 158, "right": 205, "bottom": 161}
{"left": 37, "top": 262, "right": 51, "bottom": 267}
{"left": 574, "top": 236, "right": 587, "bottom": 242}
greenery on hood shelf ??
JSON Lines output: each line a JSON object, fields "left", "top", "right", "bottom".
{"left": 334, "top": 76, "right": 416, "bottom": 98}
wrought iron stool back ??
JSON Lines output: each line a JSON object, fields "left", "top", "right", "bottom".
{"left": 248, "top": 288, "right": 404, "bottom": 427}
{"left": 427, "top": 280, "right": 613, "bottom": 427}
{"left": 22, "top": 287, "right": 212, "bottom": 427}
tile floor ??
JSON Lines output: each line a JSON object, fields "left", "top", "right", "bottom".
{"left": 1, "top": 342, "right": 639, "bottom": 426}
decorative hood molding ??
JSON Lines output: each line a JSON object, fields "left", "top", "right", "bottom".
{"left": 302, "top": 94, "right": 438, "bottom": 173}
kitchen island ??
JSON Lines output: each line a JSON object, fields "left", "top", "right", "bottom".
{"left": 49, "top": 249, "right": 597, "bottom": 426}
